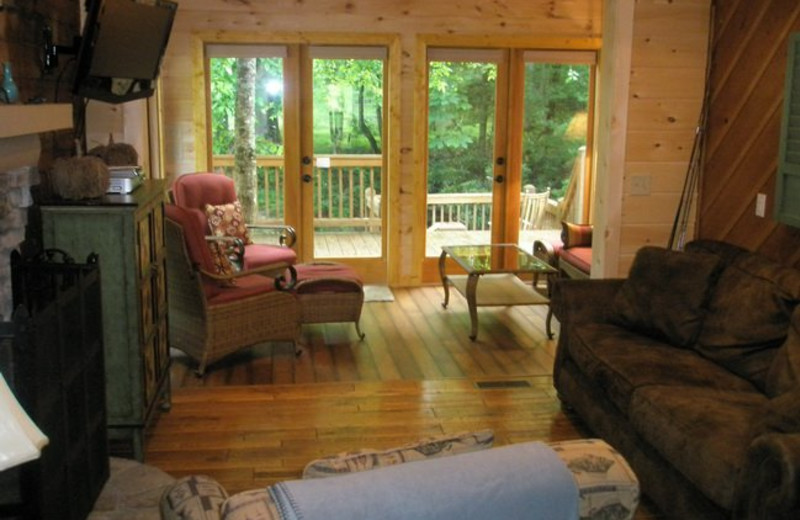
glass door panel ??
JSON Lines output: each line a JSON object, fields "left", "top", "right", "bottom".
{"left": 208, "top": 45, "right": 288, "bottom": 244}
{"left": 426, "top": 50, "right": 501, "bottom": 257}
{"left": 517, "top": 52, "right": 595, "bottom": 249}
{"left": 310, "top": 47, "right": 385, "bottom": 259}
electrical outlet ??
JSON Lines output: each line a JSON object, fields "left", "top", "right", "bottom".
{"left": 755, "top": 193, "right": 766, "bottom": 218}
{"left": 630, "top": 175, "right": 651, "bottom": 196}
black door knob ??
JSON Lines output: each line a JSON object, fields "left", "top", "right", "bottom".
{"left": 302, "top": 156, "right": 312, "bottom": 165}
{"left": 494, "top": 175, "right": 504, "bottom": 183}
{"left": 302, "top": 174, "right": 312, "bottom": 183}
{"left": 496, "top": 157, "right": 505, "bottom": 166}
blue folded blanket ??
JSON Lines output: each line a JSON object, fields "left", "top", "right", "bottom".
{"left": 269, "top": 441, "right": 578, "bottom": 520}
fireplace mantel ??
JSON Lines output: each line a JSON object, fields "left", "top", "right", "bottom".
{"left": 0, "top": 104, "right": 73, "bottom": 173}
{"left": 0, "top": 104, "right": 72, "bottom": 139}
{"left": 0, "top": 103, "right": 74, "bottom": 321}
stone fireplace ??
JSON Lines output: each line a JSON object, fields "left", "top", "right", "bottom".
{"left": 0, "top": 104, "right": 72, "bottom": 321}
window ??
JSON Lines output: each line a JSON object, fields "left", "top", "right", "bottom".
{"left": 777, "top": 33, "right": 800, "bottom": 228}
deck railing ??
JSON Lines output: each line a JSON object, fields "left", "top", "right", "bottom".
{"left": 211, "top": 154, "right": 558, "bottom": 231}
{"left": 212, "top": 154, "right": 383, "bottom": 229}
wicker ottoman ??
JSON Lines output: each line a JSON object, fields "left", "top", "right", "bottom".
{"left": 293, "top": 262, "right": 365, "bottom": 339}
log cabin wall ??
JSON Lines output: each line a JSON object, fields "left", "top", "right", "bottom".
{"left": 700, "top": 0, "right": 800, "bottom": 269}
{"left": 612, "top": 0, "right": 712, "bottom": 275}
{"left": 157, "top": 0, "right": 712, "bottom": 283}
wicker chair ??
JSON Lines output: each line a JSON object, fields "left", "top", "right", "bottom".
{"left": 171, "top": 172, "right": 297, "bottom": 270}
{"left": 165, "top": 204, "right": 301, "bottom": 376}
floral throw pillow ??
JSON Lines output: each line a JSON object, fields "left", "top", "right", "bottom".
{"left": 207, "top": 240, "right": 236, "bottom": 279}
{"left": 205, "top": 200, "right": 253, "bottom": 245}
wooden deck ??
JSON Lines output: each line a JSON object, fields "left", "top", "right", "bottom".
{"left": 150, "top": 286, "right": 662, "bottom": 519}
{"left": 306, "top": 228, "right": 563, "bottom": 258}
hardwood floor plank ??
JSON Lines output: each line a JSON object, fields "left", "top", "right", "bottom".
{"left": 418, "top": 286, "right": 508, "bottom": 376}
{"left": 395, "top": 289, "right": 466, "bottom": 377}
{"left": 358, "top": 302, "right": 404, "bottom": 380}
{"left": 148, "top": 286, "right": 663, "bottom": 519}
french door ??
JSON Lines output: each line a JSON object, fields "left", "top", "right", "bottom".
{"left": 423, "top": 47, "right": 595, "bottom": 278}
{"left": 207, "top": 43, "right": 388, "bottom": 280}
{"left": 300, "top": 46, "right": 387, "bottom": 267}
{"left": 426, "top": 49, "right": 508, "bottom": 257}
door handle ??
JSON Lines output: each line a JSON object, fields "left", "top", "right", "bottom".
{"left": 496, "top": 157, "right": 505, "bottom": 166}
{"left": 302, "top": 174, "right": 312, "bottom": 183}
{"left": 302, "top": 156, "right": 312, "bottom": 165}
{"left": 494, "top": 175, "right": 504, "bottom": 183}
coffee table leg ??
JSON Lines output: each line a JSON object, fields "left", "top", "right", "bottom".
{"left": 466, "top": 273, "right": 479, "bottom": 340}
{"left": 439, "top": 250, "right": 450, "bottom": 309}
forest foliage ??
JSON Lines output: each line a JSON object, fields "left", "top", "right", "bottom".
{"left": 209, "top": 57, "right": 589, "bottom": 200}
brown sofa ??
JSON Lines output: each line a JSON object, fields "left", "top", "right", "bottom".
{"left": 550, "top": 239, "right": 800, "bottom": 519}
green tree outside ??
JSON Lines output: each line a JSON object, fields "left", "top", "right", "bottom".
{"left": 209, "top": 55, "right": 590, "bottom": 221}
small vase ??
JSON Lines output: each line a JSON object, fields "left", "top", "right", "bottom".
{"left": 2, "top": 62, "right": 19, "bottom": 104}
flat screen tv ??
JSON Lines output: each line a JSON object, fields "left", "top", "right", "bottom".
{"left": 73, "top": 0, "right": 178, "bottom": 104}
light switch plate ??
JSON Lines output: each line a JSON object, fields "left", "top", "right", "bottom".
{"left": 756, "top": 193, "right": 766, "bottom": 218}
{"left": 630, "top": 175, "right": 651, "bottom": 196}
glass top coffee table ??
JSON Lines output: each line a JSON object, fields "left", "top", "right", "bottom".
{"left": 439, "top": 244, "right": 558, "bottom": 341}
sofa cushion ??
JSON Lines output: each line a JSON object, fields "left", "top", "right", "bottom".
{"left": 568, "top": 323, "right": 758, "bottom": 414}
{"left": 693, "top": 251, "right": 800, "bottom": 391}
{"left": 766, "top": 305, "right": 800, "bottom": 397}
{"left": 221, "top": 489, "right": 281, "bottom": 520}
{"left": 685, "top": 239, "right": 749, "bottom": 266}
{"left": 610, "top": 246, "right": 723, "bottom": 348}
{"left": 760, "top": 388, "right": 800, "bottom": 434}
{"left": 160, "top": 475, "right": 228, "bottom": 520}
{"left": 629, "top": 386, "right": 767, "bottom": 510}
{"left": 559, "top": 247, "right": 591, "bottom": 275}
{"left": 302, "top": 429, "right": 494, "bottom": 478}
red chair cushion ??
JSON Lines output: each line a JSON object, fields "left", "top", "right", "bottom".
{"left": 172, "top": 172, "right": 237, "bottom": 209}
{"left": 295, "top": 263, "right": 363, "bottom": 294}
{"left": 165, "top": 204, "right": 217, "bottom": 274}
{"left": 244, "top": 244, "right": 298, "bottom": 270}
{"left": 560, "top": 246, "right": 592, "bottom": 275}
{"left": 206, "top": 274, "right": 276, "bottom": 304}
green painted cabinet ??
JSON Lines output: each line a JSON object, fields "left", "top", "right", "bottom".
{"left": 40, "top": 180, "right": 170, "bottom": 460}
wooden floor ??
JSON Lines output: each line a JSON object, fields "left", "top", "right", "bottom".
{"left": 146, "top": 286, "right": 662, "bottom": 518}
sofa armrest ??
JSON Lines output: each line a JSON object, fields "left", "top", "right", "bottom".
{"left": 735, "top": 433, "right": 800, "bottom": 519}
{"left": 550, "top": 278, "right": 625, "bottom": 326}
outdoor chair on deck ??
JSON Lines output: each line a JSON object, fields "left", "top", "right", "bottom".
{"left": 170, "top": 172, "right": 297, "bottom": 271}
{"left": 164, "top": 204, "right": 301, "bottom": 376}
{"left": 520, "top": 186, "right": 551, "bottom": 230}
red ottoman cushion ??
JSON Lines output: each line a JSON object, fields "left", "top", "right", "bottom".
{"left": 294, "top": 263, "right": 363, "bottom": 294}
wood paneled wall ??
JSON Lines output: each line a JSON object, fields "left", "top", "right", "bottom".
{"left": 700, "top": 0, "right": 800, "bottom": 268}
{"left": 157, "top": 0, "right": 721, "bottom": 282}
{"left": 159, "top": 0, "right": 603, "bottom": 285}
{"left": 608, "top": 0, "right": 713, "bottom": 276}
